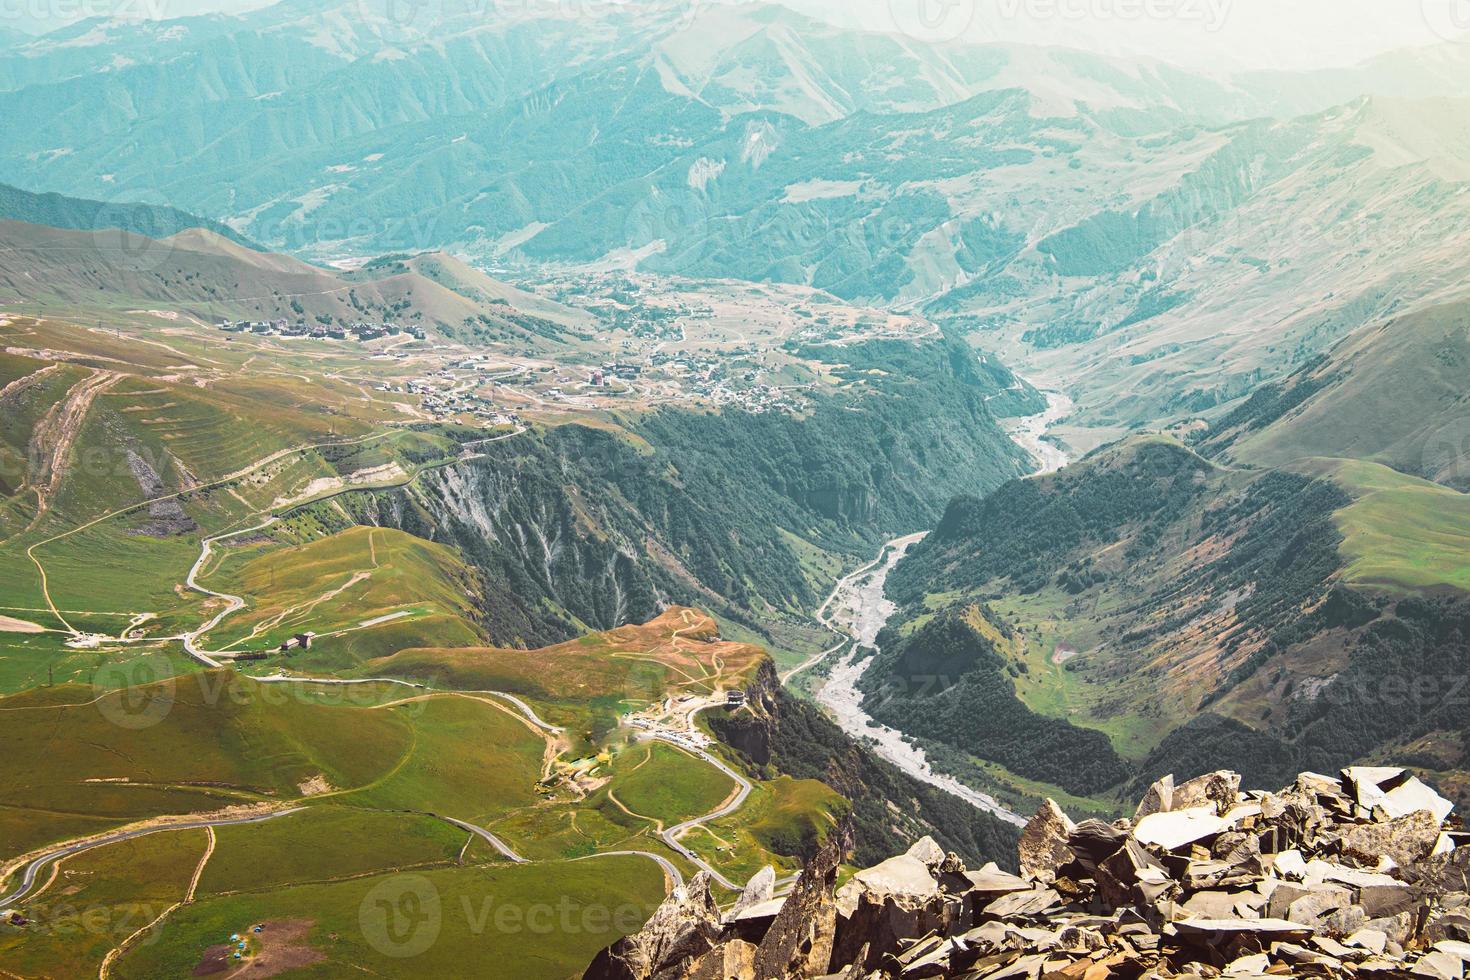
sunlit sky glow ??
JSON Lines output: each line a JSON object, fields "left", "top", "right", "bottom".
{"left": 793, "top": 0, "right": 1470, "bottom": 71}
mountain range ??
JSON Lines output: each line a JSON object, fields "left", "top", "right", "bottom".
{"left": 1, "top": 5, "right": 1469, "bottom": 977}
{"left": 860, "top": 289, "right": 1470, "bottom": 818}
{"left": 6, "top": 2, "right": 1470, "bottom": 430}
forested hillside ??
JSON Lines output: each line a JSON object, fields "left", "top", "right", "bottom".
{"left": 318, "top": 337, "right": 1032, "bottom": 648}
{"left": 0, "top": 181, "right": 260, "bottom": 248}
{"left": 872, "top": 428, "right": 1470, "bottom": 810}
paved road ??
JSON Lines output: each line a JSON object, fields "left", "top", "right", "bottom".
{"left": 0, "top": 809, "right": 303, "bottom": 907}
{"left": 438, "top": 815, "right": 529, "bottom": 864}
{"left": 440, "top": 812, "right": 685, "bottom": 890}
{"left": 650, "top": 703, "right": 754, "bottom": 892}
{"left": 575, "top": 850, "right": 685, "bottom": 891}
{"left": 434, "top": 817, "right": 685, "bottom": 892}
{"left": 181, "top": 517, "right": 280, "bottom": 667}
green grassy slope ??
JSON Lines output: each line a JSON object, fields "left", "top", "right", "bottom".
{"left": 0, "top": 672, "right": 414, "bottom": 860}
{"left": 197, "top": 807, "right": 471, "bottom": 896}
{"left": 1208, "top": 300, "right": 1470, "bottom": 489}
{"left": 335, "top": 695, "right": 544, "bottom": 826}
{"left": 202, "top": 525, "right": 485, "bottom": 667}
{"left": 1292, "top": 458, "right": 1470, "bottom": 593}
{"left": 601, "top": 741, "right": 735, "bottom": 826}
{"left": 112, "top": 858, "right": 665, "bottom": 980}
{"left": 0, "top": 829, "right": 208, "bottom": 979}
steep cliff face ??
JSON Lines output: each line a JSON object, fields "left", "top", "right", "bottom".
{"left": 709, "top": 660, "right": 1020, "bottom": 870}
{"left": 317, "top": 336, "right": 1033, "bottom": 649}
{"left": 336, "top": 451, "right": 664, "bottom": 647}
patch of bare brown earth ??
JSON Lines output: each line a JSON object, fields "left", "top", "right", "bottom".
{"left": 191, "top": 919, "right": 322, "bottom": 978}
{"left": 585, "top": 766, "right": 1470, "bottom": 979}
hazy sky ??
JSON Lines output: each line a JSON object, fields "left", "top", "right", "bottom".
{"left": 8, "top": 0, "right": 1467, "bottom": 71}
{"left": 799, "top": 0, "right": 1470, "bottom": 70}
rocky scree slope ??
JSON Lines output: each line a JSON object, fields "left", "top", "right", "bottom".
{"left": 584, "top": 765, "right": 1470, "bottom": 980}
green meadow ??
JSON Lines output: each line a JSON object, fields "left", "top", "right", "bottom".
{"left": 198, "top": 807, "right": 472, "bottom": 897}
{"left": 0, "top": 828, "right": 208, "bottom": 980}
{"left": 113, "top": 858, "right": 665, "bottom": 980}
{"left": 1307, "top": 459, "right": 1470, "bottom": 593}
{"left": 600, "top": 741, "right": 736, "bottom": 827}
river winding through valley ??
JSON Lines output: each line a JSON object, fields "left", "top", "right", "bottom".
{"left": 810, "top": 387, "right": 1074, "bottom": 828}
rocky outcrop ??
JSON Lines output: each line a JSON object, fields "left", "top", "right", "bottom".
{"left": 585, "top": 766, "right": 1470, "bottom": 979}
{"left": 585, "top": 830, "right": 851, "bottom": 980}
{"left": 1016, "top": 799, "right": 1074, "bottom": 883}
{"left": 583, "top": 873, "right": 727, "bottom": 980}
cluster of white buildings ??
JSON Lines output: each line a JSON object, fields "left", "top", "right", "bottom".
{"left": 217, "top": 318, "right": 427, "bottom": 342}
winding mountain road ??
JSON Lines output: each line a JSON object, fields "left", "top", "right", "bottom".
{"left": 0, "top": 809, "right": 303, "bottom": 908}
{"left": 252, "top": 675, "right": 565, "bottom": 734}
{"left": 180, "top": 517, "right": 280, "bottom": 667}
{"left": 648, "top": 704, "right": 755, "bottom": 892}
{"left": 442, "top": 813, "right": 686, "bottom": 891}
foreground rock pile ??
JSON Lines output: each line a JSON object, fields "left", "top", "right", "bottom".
{"left": 585, "top": 767, "right": 1470, "bottom": 979}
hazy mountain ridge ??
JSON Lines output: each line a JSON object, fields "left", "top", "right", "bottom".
{"left": 0, "top": 181, "right": 262, "bottom": 248}
{"left": 7, "top": 4, "right": 1470, "bottom": 431}
{"left": 1203, "top": 297, "right": 1470, "bottom": 490}
{"left": 0, "top": 218, "right": 591, "bottom": 349}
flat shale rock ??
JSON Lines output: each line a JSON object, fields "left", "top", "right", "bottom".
{"left": 1018, "top": 800, "right": 1077, "bottom": 883}
{"left": 1341, "top": 809, "right": 1442, "bottom": 867}
{"left": 584, "top": 766, "right": 1470, "bottom": 980}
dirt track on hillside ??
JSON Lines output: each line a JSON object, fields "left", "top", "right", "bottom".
{"left": 0, "top": 362, "right": 60, "bottom": 405}
{"left": 0, "top": 615, "right": 45, "bottom": 633}
{"left": 29, "top": 369, "right": 121, "bottom": 509}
